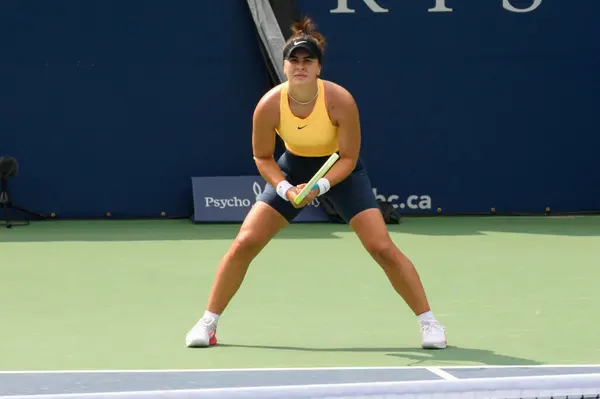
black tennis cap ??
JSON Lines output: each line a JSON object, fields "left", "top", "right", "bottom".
{"left": 283, "top": 38, "right": 323, "bottom": 63}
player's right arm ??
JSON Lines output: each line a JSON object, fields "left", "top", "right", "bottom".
{"left": 252, "top": 88, "right": 297, "bottom": 202}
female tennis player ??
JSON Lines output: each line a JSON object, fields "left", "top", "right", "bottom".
{"left": 186, "top": 17, "right": 447, "bottom": 349}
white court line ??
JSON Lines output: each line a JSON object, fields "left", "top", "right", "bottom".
{"left": 2, "top": 373, "right": 600, "bottom": 399}
{"left": 425, "top": 367, "right": 459, "bottom": 380}
{"left": 1, "top": 364, "right": 600, "bottom": 374}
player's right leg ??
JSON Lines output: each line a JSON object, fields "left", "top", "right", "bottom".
{"left": 185, "top": 185, "right": 301, "bottom": 348}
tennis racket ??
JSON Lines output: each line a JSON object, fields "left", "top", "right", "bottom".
{"left": 293, "top": 153, "right": 340, "bottom": 205}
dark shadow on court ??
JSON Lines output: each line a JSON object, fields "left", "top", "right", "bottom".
{"left": 0, "top": 219, "right": 350, "bottom": 243}
{"left": 387, "top": 215, "right": 600, "bottom": 237}
{"left": 216, "top": 344, "right": 542, "bottom": 366}
{"left": 2, "top": 215, "right": 599, "bottom": 243}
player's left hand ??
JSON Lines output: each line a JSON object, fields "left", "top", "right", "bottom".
{"left": 294, "top": 183, "right": 319, "bottom": 207}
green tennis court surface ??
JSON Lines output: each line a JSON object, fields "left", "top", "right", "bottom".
{"left": 1, "top": 216, "right": 599, "bottom": 372}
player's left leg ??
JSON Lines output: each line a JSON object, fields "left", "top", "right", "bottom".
{"left": 324, "top": 160, "right": 446, "bottom": 349}
{"left": 348, "top": 208, "right": 446, "bottom": 349}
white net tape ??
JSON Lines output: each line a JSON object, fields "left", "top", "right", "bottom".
{"left": 3, "top": 373, "right": 600, "bottom": 399}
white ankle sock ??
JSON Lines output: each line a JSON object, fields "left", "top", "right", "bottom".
{"left": 203, "top": 310, "right": 220, "bottom": 323}
{"left": 418, "top": 310, "right": 436, "bottom": 323}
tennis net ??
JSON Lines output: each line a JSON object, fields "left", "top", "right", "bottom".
{"left": 3, "top": 373, "right": 600, "bottom": 399}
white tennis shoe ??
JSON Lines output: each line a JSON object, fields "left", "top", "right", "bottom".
{"left": 185, "top": 316, "right": 218, "bottom": 348}
{"left": 420, "top": 320, "right": 447, "bottom": 349}
{"left": 184, "top": 316, "right": 446, "bottom": 349}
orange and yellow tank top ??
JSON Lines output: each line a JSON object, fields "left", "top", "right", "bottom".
{"left": 276, "top": 79, "right": 339, "bottom": 157}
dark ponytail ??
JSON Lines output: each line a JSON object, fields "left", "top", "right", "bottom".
{"left": 287, "top": 16, "right": 326, "bottom": 54}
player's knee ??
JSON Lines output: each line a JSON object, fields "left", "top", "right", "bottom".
{"left": 365, "top": 239, "right": 397, "bottom": 267}
{"left": 231, "top": 229, "right": 269, "bottom": 257}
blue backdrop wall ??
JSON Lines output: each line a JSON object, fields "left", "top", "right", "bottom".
{"left": 1, "top": 0, "right": 598, "bottom": 219}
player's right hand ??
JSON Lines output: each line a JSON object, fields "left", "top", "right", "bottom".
{"left": 286, "top": 184, "right": 318, "bottom": 208}
{"left": 286, "top": 187, "right": 305, "bottom": 208}
{"left": 294, "top": 183, "right": 319, "bottom": 207}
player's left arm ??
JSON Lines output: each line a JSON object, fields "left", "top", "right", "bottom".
{"left": 323, "top": 85, "right": 361, "bottom": 187}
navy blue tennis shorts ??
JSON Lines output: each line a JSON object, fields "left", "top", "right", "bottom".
{"left": 256, "top": 151, "right": 380, "bottom": 223}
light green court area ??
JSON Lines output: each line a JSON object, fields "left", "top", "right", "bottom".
{"left": 1, "top": 216, "right": 599, "bottom": 371}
